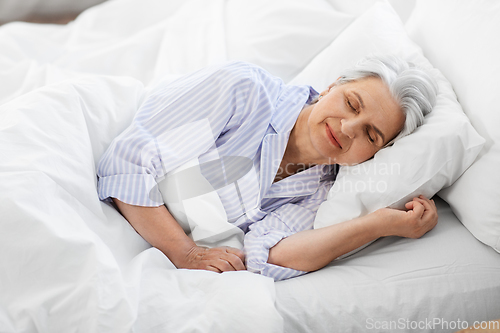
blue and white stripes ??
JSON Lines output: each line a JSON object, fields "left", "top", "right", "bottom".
{"left": 245, "top": 183, "right": 333, "bottom": 281}
{"left": 97, "top": 61, "right": 335, "bottom": 281}
{"left": 98, "top": 61, "right": 276, "bottom": 207}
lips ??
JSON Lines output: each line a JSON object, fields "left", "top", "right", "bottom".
{"left": 326, "top": 124, "right": 342, "bottom": 148}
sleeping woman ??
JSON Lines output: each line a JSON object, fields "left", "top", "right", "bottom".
{"left": 97, "top": 55, "right": 439, "bottom": 281}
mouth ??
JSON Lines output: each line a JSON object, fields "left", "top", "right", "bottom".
{"left": 326, "top": 124, "right": 342, "bottom": 149}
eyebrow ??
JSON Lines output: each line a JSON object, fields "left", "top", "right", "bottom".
{"left": 353, "top": 91, "right": 386, "bottom": 144}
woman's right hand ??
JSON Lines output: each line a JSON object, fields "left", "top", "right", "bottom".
{"left": 179, "top": 246, "right": 246, "bottom": 272}
{"left": 377, "top": 195, "right": 438, "bottom": 239}
{"left": 112, "top": 198, "right": 246, "bottom": 273}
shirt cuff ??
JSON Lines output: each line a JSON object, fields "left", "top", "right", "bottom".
{"left": 244, "top": 228, "right": 308, "bottom": 281}
{"left": 97, "top": 173, "right": 164, "bottom": 207}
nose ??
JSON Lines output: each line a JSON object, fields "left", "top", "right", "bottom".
{"left": 340, "top": 118, "right": 361, "bottom": 139}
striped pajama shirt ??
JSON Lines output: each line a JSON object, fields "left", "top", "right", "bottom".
{"left": 97, "top": 61, "right": 336, "bottom": 280}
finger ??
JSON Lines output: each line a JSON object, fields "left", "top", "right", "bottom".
{"left": 415, "top": 202, "right": 438, "bottom": 230}
{"left": 223, "top": 252, "right": 246, "bottom": 271}
{"left": 206, "top": 265, "right": 222, "bottom": 273}
{"left": 417, "top": 196, "right": 438, "bottom": 217}
{"left": 418, "top": 195, "right": 436, "bottom": 208}
{"left": 405, "top": 201, "right": 414, "bottom": 210}
{"left": 213, "top": 259, "right": 237, "bottom": 272}
{"left": 411, "top": 200, "right": 425, "bottom": 218}
{"left": 429, "top": 198, "right": 437, "bottom": 209}
{"left": 414, "top": 196, "right": 429, "bottom": 207}
{"left": 414, "top": 197, "right": 432, "bottom": 211}
{"left": 224, "top": 247, "right": 246, "bottom": 263}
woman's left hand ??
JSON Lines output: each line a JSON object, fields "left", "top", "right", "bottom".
{"left": 266, "top": 195, "right": 437, "bottom": 273}
{"left": 376, "top": 195, "right": 438, "bottom": 239}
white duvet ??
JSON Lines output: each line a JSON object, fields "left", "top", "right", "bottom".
{"left": 0, "top": 75, "right": 283, "bottom": 332}
{"left": 0, "top": 1, "right": 284, "bottom": 332}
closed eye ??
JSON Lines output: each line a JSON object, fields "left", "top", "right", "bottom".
{"left": 347, "top": 99, "right": 358, "bottom": 113}
{"left": 367, "top": 127, "right": 384, "bottom": 146}
{"left": 367, "top": 130, "right": 375, "bottom": 143}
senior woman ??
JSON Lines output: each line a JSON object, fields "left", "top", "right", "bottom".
{"left": 97, "top": 54, "right": 439, "bottom": 281}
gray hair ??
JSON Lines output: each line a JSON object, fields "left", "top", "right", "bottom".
{"left": 335, "top": 54, "right": 438, "bottom": 147}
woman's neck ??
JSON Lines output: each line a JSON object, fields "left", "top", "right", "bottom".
{"left": 273, "top": 104, "right": 318, "bottom": 183}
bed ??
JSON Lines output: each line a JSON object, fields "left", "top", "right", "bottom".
{"left": 1, "top": 0, "right": 499, "bottom": 332}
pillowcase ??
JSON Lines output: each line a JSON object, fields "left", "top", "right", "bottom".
{"left": 225, "top": 0, "right": 354, "bottom": 83}
{"left": 406, "top": 0, "right": 500, "bottom": 253}
{"left": 290, "top": 2, "right": 484, "bottom": 239}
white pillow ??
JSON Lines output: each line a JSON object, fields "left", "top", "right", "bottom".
{"left": 406, "top": 0, "right": 500, "bottom": 253}
{"left": 289, "top": 2, "right": 484, "bottom": 236}
{"left": 225, "top": 0, "right": 354, "bottom": 83}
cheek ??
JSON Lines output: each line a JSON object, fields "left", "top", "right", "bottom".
{"left": 346, "top": 142, "right": 378, "bottom": 165}
{"left": 312, "top": 94, "right": 346, "bottom": 121}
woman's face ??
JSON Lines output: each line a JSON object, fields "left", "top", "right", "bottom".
{"left": 308, "top": 76, "right": 405, "bottom": 165}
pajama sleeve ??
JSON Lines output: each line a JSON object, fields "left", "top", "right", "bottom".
{"left": 244, "top": 182, "right": 332, "bottom": 281}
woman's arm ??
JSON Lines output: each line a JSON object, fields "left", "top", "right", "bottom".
{"left": 267, "top": 195, "right": 438, "bottom": 272}
{"left": 112, "top": 198, "right": 246, "bottom": 272}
